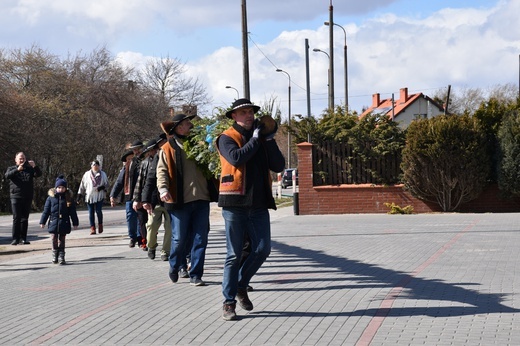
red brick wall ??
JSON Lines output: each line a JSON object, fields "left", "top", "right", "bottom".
{"left": 296, "top": 142, "right": 520, "bottom": 214}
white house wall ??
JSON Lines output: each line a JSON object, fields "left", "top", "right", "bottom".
{"left": 392, "top": 98, "right": 443, "bottom": 129}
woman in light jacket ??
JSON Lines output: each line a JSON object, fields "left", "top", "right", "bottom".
{"left": 77, "top": 160, "right": 109, "bottom": 235}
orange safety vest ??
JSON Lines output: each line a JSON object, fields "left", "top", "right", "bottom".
{"left": 217, "top": 127, "right": 246, "bottom": 195}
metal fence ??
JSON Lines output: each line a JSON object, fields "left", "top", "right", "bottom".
{"left": 312, "top": 141, "right": 402, "bottom": 186}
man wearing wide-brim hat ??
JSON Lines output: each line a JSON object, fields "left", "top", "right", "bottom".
{"left": 140, "top": 133, "right": 167, "bottom": 158}
{"left": 224, "top": 98, "right": 260, "bottom": 119}
{"left": 216, "top": 98, "right": 285, "bottom": 321}
{"left": 131, "top": 137, "right": 161, "bottom": 253}
{"left": 160, "top": 113, "right": 197, "bottom": 136}
{"left": 109, "top": 139, "right": 146, "bottom": 248}
{"left": 156, "top": 113, "right": 219, "bottom": 286}
{"left": 140, "top": 133, "right": 172, "bottom": 262}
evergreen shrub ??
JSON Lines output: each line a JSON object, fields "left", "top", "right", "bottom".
{"left": 401, "top": 114, "right": 490, "bottom": 211}
{"left": 497, "top": 110, "right": 520, "bottom": 197}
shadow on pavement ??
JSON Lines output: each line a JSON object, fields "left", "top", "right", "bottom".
{"left": 257, "top": 240, "right": 520, "bottom": 318}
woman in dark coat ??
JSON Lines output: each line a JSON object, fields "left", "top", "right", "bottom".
{"left": 39, "top": 175, "right": 79, "bottom": 264}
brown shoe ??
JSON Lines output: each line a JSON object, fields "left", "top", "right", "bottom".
{"left": 222, "top": 302, "right": 237, "bottom": 321}
{"left": 90, "top": 226, "right": 96, "bottom": 235}
{"left": 98, "top": 224, "right": 103, "bottom": 234}
{"left": 236, "top": 288, "right": 253, "bottom": 311}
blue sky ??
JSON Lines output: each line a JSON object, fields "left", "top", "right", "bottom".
{"left": 1, "top": 0, "right": 518, "bottom": 118}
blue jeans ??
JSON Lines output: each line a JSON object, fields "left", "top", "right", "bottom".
{"left": 125, "top": 200, "right": 139, "bottom": 239}
{"left": 221, "top": 207, "right": 271, "bottom": 303}
{"left": 168, "top": 200, "right": 210, "bottom": 279}
{"left": 87, "top": 200, "right": 104, "bottom": 227}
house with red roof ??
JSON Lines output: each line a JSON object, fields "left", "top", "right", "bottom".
{"left": 360, "top": 87, "right": 445, "bottom": 128}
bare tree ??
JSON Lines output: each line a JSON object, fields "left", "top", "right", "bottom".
{"left": 432, "top": 83, "right": 518, "bottom": 116}
{"left": 487, "top": 83, "right": 518, "bottom": 102}
{"left": 138, "top": 55, "right": 211, "bottom": 115}
{"left": 0, "top": 45, "right": 172, "bottom": 210}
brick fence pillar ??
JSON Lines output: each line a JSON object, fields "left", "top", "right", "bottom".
{"left": 297, "top": 142, "right": 313, "bottom": 214}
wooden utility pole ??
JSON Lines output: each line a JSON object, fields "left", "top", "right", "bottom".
{"left": 241, "top": 0, "right": 250, "bottom": 99}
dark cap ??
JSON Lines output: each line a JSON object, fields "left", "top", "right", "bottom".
{"left": 55, "top": 175, "right": 67, "bottom": 189}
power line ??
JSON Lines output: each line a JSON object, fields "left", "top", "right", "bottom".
{"left": 248, "top": 33, "right": 323, "bottom": 95}
{"left": 248, "top": 33, "right": 278, "bottom": 69}
{"left": 247, "top": 32, "right": 450, "bottom": 107}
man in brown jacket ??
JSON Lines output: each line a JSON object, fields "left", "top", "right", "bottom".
{"left": 157, "top": 113, "right": 218, "bottom": 287}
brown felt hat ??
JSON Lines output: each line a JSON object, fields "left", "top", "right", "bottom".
{"left": 161, "top": 113, "right": 196, "bottom": 135}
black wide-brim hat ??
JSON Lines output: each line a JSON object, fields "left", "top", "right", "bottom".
{"left": 120, "top": 149, "right": 134, "bottom": 162}
{"left": 161, "top": 113, "right": 196, "bottom": 135}
{"left": 128, "top": 140, "right": 144, "bottom": 149}
{"left": 141, "top": 133, "right": 167, "bottom": 155}
{"left": 225, "top": 98, "right": 260, "bottom": 119}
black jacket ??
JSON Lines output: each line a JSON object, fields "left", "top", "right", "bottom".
{"left": 5, "top": 163, "right": 42, "bottom": 200}
{"left": 39, "top": 189, "right": 79, "bottom": 235}
{"left": 141, "top": 153, "right": 161, "bottom": 207}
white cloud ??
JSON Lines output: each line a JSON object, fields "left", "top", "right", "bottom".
{"left": 1, "top": 0, "right": 398, "bottom": 41}
{"left": 184, "top": 0, "right": 517, "bottom": 116}
{"left": 13, "top": 0, "right": 157, "bottom": 30}
{"left": 1, "top": 0, "right": 518, "bottom": 116}
{"left": 115, "top": 51, "right": 150, "bottom": 71}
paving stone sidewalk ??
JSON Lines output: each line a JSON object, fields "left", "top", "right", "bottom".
{"left": 1, "top": 207, "right": 520, "bottom": 345}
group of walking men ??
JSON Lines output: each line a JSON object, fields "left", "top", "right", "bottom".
{"left": 121, "top": 98, "right": 285, "bottom": 320}
{"left": 6, "top": 98, "right": 285, "bottom": 321}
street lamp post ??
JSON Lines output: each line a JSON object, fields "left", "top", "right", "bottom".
{"left": 313, "top": 48, "right": 332, "bottom": 110}
{"left": 329, "top": 0, "right": 335, "bottom": 109}
{"left": 225, "top": 85, "right": 240, "bottom": 99}
{"left": 276, "top": 68, "right": 291, "bottom": 168}
{"left": 325, "top": 21, "right": 348, "bottom": 111}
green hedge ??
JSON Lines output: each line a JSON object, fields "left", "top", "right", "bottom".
{"left": 401, "top": 114, "right": 491, "bottom": 211}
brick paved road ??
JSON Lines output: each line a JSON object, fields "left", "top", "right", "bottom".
{"left": 1, "top": 207, "right": 519, "bottom": 345}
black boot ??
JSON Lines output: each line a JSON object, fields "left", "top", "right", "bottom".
{"left": 58, "top": 251, "right": 66, "bottom": 265}
{"left": 52, "top": 250, "right": 59, "bottom": 264}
